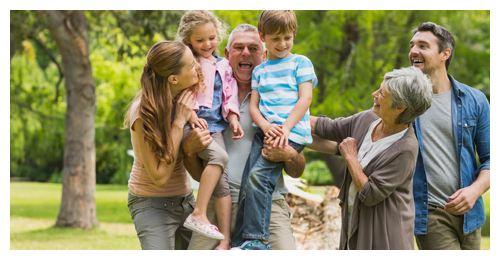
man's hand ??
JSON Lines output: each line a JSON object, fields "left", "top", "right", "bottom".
{"left": 444, "top": 186, "right": 481, "bottom": 215}
{"left": 182, "top": 127, "right": 212, "bottom": 156}
{"left": 263, "top": 137, "right": 305, "bottom": 178}
{"left": 262, "top": 140, "right": 295, "bottom": 162}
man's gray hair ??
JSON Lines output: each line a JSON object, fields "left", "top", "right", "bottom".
{"left": 384, "top": 67, "right": 433, "bottom": 124}
{"left": 225, "top": 23, "right": 262, "bottom": 50}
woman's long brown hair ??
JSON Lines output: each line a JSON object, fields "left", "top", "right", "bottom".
{"left": 124, "top": 41, "right": 189, "bottom": 165}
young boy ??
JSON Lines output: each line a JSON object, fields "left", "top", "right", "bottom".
{"left": 231, "top": 10, "right": 317, "bottom": 250}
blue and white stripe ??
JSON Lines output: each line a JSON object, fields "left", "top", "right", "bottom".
{"left": 252, "top": 54, "right": 317, "bottom": 145}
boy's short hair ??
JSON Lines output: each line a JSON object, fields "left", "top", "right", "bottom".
{"left": 258, "top": 10, "right": 297, "bottom": 36}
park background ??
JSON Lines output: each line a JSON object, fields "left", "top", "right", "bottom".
{"left": 10, "top": 10, "right": 490, "bottom": 249}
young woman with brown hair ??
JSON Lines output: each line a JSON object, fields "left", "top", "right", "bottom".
{"left": 125, "top": 41, "right": 202, "bottom": 250}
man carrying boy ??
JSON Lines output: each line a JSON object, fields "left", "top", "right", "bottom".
{"left": 231, "top": 10, "right": 317, "bottom": 250}
{"left": 183, "top": 23, "right": 306, "bottom": 250}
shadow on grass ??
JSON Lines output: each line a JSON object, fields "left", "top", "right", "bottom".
{"left": 11, "top": 221, "right": 140, "bottom": 250}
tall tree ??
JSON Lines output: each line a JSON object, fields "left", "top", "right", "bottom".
{"left": 42, "top": 10, "right": 97, "bottom": 229}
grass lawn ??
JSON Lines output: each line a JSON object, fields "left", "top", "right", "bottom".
{"left": 10, "top": 182, "right": 490, "bottom": 250}
{"left": 10, "top": 217, "right": 139, "bottom": 249}
{"left": 11, "top": 182, "right": 132, "bottom": 223}
{"left": 11, "top": 182, "right": 139, "bottom": 249}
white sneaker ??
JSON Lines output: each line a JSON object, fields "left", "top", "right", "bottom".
{"left": 183, "top": 214, "right": 224, "bottom": 240}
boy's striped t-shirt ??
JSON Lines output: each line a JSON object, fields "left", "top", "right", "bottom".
{"left": 251, "top": 54, "right": 318, "bottom": 145}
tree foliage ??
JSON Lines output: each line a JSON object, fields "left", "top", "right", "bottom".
{"left": 10, "top": 10, "right": 490, "bottom": 184}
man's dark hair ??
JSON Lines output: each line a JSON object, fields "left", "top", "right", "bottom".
{"left": 413, "top": 22, "right": 455, "bottom": 69}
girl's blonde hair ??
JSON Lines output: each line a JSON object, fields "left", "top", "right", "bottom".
{"left": 176, "top": 10, "right": 227, "bottom": 56}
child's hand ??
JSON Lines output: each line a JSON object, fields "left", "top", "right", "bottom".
{"left": 231, "top": 124, "right": 244, "bottom": 140}
{"left": 263, "top": 123, "right": 283, "bottom": 139}
{"left": 227, "top": 112, "right": 244, "bottom": 139}
{"left": 265, "top": 135, "right": 281, "bottom": 149}
{"left": 190, "top": 117, "right": 208, "bottom": 130}
{"left": 229, "top": 120, "right": 244, "bottom": 140}
{"left": 277, "top": 125, "right": 290, "bottom": 147}
{"left": 273, "top": 134, "right": 289, "bottom": 148}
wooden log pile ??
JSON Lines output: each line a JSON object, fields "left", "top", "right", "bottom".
{"left": 285, "top": 185, "right": 342, "bottom": 250}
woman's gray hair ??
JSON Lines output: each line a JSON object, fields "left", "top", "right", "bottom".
{"left": 383, "top": 67, "right": 433, "bottom": 124}
{"left": 225, "top": 24, "right": 263, "bottom": 50}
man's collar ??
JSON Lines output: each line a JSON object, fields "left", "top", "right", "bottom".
{"left": 448, "top": 74, "right": 464, "bottom": 97}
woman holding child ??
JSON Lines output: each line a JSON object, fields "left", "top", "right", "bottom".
{"left": 311, "top": 67, "right": 433, "bottom": 249}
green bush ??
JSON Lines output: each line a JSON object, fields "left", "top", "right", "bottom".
{"left": 10, "top": 11, "right": 490, "bottom": 185}
{"left": 10, "top": 43, "right": 139, "bottom": 185}
{"left": 301, "top": 160, "right": 333, "bottom": 186}
{"left": 10, "top": 51, "right": 65, "bottom": 182}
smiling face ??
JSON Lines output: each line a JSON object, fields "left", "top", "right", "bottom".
{"left": 225, "top": 31, "right": 265, "bottom": 85}
{"left": 371, "top": 82, "right": 402, "bottom": 124}
{"left": 409, "top": 31, "right": 450, "bottom": 74}
{"left": 170, "top": 47, "right": 199, "bottom": 97}
{"left": 260, "top": 31, "right": 294, "bottom": 60}
{"left": 189, "top": 22, "right": 218, "bottom": 59}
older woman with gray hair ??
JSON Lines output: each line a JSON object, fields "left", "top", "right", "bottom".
{"left": 310, "top": 66, "right": 432, "bottom": 250}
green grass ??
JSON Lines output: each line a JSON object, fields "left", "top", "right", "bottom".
{"left": 11, "top": 182, "right": 138, "bottom": 249}
{"left": 10, "top": 181, "right": 490, "bottom": 249}
{"left": 11, "top": 182, "right": 132, "bottom": 223}
{"left": 11, "top": 217, "right": 140, "bottom": 249}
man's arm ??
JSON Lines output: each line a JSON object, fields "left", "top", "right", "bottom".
{"left": 445, "top": 93, "right": 490, "bottom": 215}
{"left": 472, "top": 170, "right": 490, "bottom": 195}
{"left": 181, "top": 128, "right": 212, "bottom": 182}
{"left": 283, "top": 151, "right": 306, "bottom": 178}
{"left": 261, "top": 142, "right": 305, "bottom": 178}
{"left": 444, "top": 170, "right": 490, "bottom": 215}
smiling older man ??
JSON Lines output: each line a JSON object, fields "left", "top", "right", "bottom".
{"left": 182, "top": 24, "right": 305, "bottom": 250}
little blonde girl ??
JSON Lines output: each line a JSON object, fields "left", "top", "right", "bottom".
{"left": 176, "top": 11, "right": 243, "bottom": 249}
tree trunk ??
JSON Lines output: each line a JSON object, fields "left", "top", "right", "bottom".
{"left": 43, "top": 10, "right": 97, "bottom": 229}
{"left": 286, "top": 186, "right": 342, "bottom": 249}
